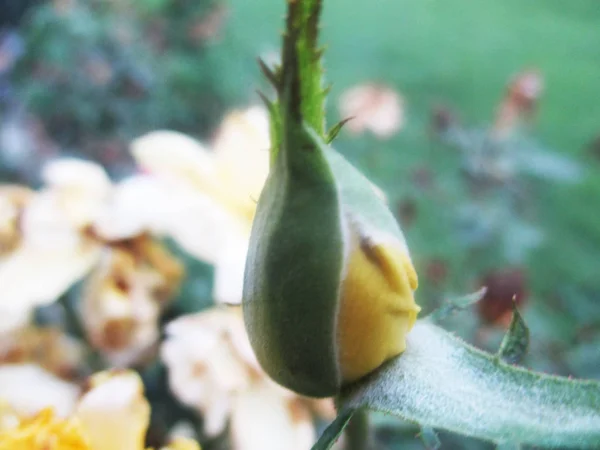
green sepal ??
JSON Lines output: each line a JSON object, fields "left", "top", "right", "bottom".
{"left": 497, "top": 302, "right": 530, "bottom": 365}
{"left": 257, "top": 57, "right": 280, "bottom": 89}
{"left": 243, "top": 123, "right": 344, "bottom": 397}
{"left": 311, "top": 408, "right": 355, "bottom": 450}
{"left": 326, "top": 117, "right": 353, "bottom": 144}
{"left": 256, "top": 91, "right": 282, "bottom": 166}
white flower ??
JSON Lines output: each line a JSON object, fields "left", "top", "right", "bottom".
{"left": 130, "top": 107, "right": 271, "bottom": 305}
{"left": 161, "top": 308, "right": 335, "bottom": 449}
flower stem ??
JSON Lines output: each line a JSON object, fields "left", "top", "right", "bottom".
{"left": 344, "top": 409, "right": 371, "bottom": 450}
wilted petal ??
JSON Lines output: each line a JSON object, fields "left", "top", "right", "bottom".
{"left": 212, "top": 106, "right": 270, "bottom": 222}
{"left": 132, "top": 126, "right": 266, "bottom": 224}
{"left": 76, "top": 370, "right": 150, "bottom": 450}
{"left": 43, "top": 158, "right": 111, "bottom": 193}
{"left": 492, "top": 70, "right": 544, "bottom": 139}
{"left": 304, "top": 397, "right": 337, "bottom": 421}
{"left": 20, "top": 191, "right": 83, "bottom": 248}
{"left": 130, "top": 130, "right": 254, "bottom": 265}
{"left": 41, "top": 158, "right": 112, "bottom": 228}
{"left": 230, "top": 381, "right": 315, "bottom": 450}
{"left": 94, "top": 175, "right": 175, "bottom": 241}
{"left": 81, "top": 247, "right": 163, "bottom": 368}
{"left": 0, "top": 242, "right": 101, "bottom": 333}
{"left": 339, "top": 83, "right": 404, "bottom": 138}
{"left": 162, "top": 309, "right": 325, "bottom": 445}
{"left": 0, "top": 364, "right": 80, "bottom": 418}
{"left": 131, "top": 131, "right": 218, "bottom": 193}
{"left": 98, "top": 173, "right": 245, "bottom": 268}
{"left": 0, "top": 308, "right": 31, "bottom": 335}
{"left": 213, "top": 228, "right": 250, "bottom": 305}
{"left": 161, "top": 309, "right": 254, "bottom": 437}
{"left": 202, "top": 393, "right": 232, "bottom": 438}
{"left": 160, "top": 188, "right": 243, "bottom": 264}
{"left": 0, "top": 327, "right": 85, "bottom": 380}
{"left": 0, "top": 186, "right": 32, "bottom": 256}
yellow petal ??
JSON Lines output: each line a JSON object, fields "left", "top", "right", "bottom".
{"left": 0, "top": 408, "right": 91, "bottom": 450}
{"left": 0, "top": 242, "right": 101, "bottom": 331}
{"left": 161, "top": 438, "right": 202, "bottom": 450}
{"left": 337, "top": 227, "right": 420, "bottom": 383}
{"left": 0, "top": 364, "right": 80, "bottom": 418}
{"left": 75, "top": 370, "right": 150, "bottom": 450}
{"left": 131, "top": 131, "right": 218, "bottom": 193}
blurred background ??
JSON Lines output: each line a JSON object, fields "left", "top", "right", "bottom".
{"left": 0, "top": 0, "right": 599, "bottom": 449}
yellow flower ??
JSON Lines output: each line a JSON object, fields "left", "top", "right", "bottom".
{"left": 161, "top": 439, "right": 202, "bottom": 450}
{"left": 0, "top": 370, "right": 201, "bottom": 450}
{"left": 0, "top": 408, "right": 91, "bottom": 450}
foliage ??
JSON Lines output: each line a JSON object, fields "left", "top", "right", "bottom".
{"left": 250, "top": 0, "right": 600, "bottom": 448}
{"left": 6, "top": 0, "right": 233, "bottom": 173}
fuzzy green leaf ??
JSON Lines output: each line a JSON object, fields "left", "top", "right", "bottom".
{"left": 497, "top": 303, "right": 530, "bottom": 364}
{"left": 338, "top": 321, "right": 600, "bottom": 448}
{"left": 496, "top": 443, "right": 521, "bottom": 450}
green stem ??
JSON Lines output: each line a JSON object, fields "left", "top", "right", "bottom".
{"left": 344, "top": 409, "right": 371, "bottom": 450}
